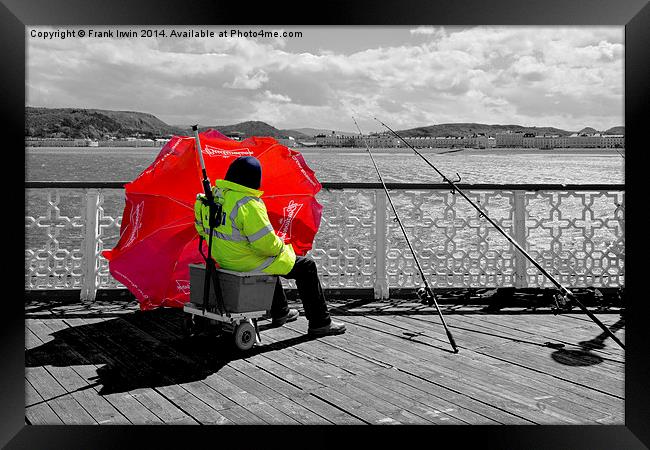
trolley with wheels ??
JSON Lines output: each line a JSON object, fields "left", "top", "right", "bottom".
{"left": 183, "top": 263, "right": 278, "bottom": 351}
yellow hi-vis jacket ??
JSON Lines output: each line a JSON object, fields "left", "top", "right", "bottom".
{"left": 194, "top": 179, "right": 296, "bottom": 275}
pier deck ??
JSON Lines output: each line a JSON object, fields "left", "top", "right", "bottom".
{"left": 25, "top": 297, "right": 625, "bottom": 425}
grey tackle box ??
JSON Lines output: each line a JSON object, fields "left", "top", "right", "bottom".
{"left": 189, "top": 264, "right": 277, "bottom": 313}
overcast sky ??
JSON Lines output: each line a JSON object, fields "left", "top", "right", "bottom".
{"left": 27, "top": 26, "right": 624, "bottom": 133}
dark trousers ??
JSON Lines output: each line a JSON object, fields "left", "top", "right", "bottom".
{"left": 271, "top": 256, "right": 331, "bottom": 328}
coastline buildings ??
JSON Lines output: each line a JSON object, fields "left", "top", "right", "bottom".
{"left": 495, "top": 131, "right": 624, "bottom": 149}
{"left": 26, "top": 129, "right": 624, "bottom": 150}
{"left": 25, "top": 137, "right": 170, "bottom": 147}
{"left": 315, "top": 130, "right": 623, "bottom": 149}
{"left": 314, "top": 133, "right": 495, "bottom": 148}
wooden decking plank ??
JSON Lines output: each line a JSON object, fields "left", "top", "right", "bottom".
{"left": 228, "top": 359, "right": 307, "bottom": 397}
{"left": 209, "top": 366, "right": 301, "bottom": 424}
{"left": 58, "top": 316, "right": 198, "bottom": 424}
{"left": 275, "top": 324, "right": 503, "bottom": 425}
{"left": 358, "top": 312, "right": 622, "bottom": 403}
{"left": 25, "top": 366, "right": 67, "bottom": 402}
{"left": 129, "top": 388, "right": 198, "bottom": 425}
{"left": 120, "top": 312, "right": 300, "bottom": 424}
{"left": 180, "top": 380, "right": 238, "bottom": 411}
{"left": 367, "top": 315, "right": 622, "bottom": 424}
{"left": 25, "top": 319, "right": 57, "bottom": 348}
{"left": 61, "top": 317, "right": 164, "bottom": 424}
{"left": 178, "top": 379, "right": 276, "bottom": 423}
{"left": 470, "top": 311, "right": 625, "bottom": 349}
{"left": 384, "top": 312, "right": 620, "bottom": 405}
{"left": 260, "top": 396, "right": 333, "bottom": 424}
{"left": 476, "top": 312, "right": 625, "bottom": 358}
{"left": 215, "top": 404, "right": 268, "bottom": 425}
{"left": 432, "top": 313, "right": 625, "bottom": 386}
{"left": 35, "top": 319, "right": 137, "bottom": 425}
{"left": 199, "top": 373, "right": 278, "bottom": 424}
{"left": 361, "top": 313, "right": 624, "bottom": 396}
{"left": 388, "top": 312, "right": 625, "bottom": 384}
{"left": 445, "top": 313, "right": 624, "bottom": 362}
{"left": 236, "top": 358, "right": 364, "bottom": 424}
{"left": 268, "top": 325, "right": 475, "bottom": 424}
{"left": 257, "top": 328, "right": 461, "bottom": 425}
{"left": 115, "top": 313, "right": 287, "bottom": 424}
{"left": 73, "top": 315, "right": 237, "bottom": 425}
{"left": 243, "top": 353, "right": 325, "bottom": 392}
{"left": 342, "top": 373, "right": 459, "bottom": 424}
{"left": 25, "top": 328, "right": 43, "bottom": 350}
{"left": 374, "top": 314, "right": 623, "bottom": 422}
{"left": 118, "top": 312, "right": 322, "bottom": 425}
{"left": 339, "top": 336, "right": 571, "bottom": 426}
{"left": 129, "top": 311, "right": 334, "bottom": 424}
{"left": 282, "top": 322, "right": 532, "bottom": 424}
{"left": 332, "top": 315, "right": 587, "bottom": 424}
{"left": 25, "top": 380, "right": 64, "bottom": 425}
{"left": 257, "top": 329, "right": 445, "bottom": 424}
{"left": 225, "top": 362, "right": 333, "bottom": 424}
{"left": 242, "top": 338, "right": 402, "bottom": 424}
{"left": 154, "top": 384, "right": 233, "bottom": 425}
{"left": 478, "top": 311, "right": 625, "bottom": 349}
{"left": 25, "top": 365, "right": 98, "bottom": 425}
{"left": 44, "top": 395, "right": 98, "bottom": 424}
{"left": 307, "top": 385, "right": 399, "bottom": 424}
{"left": 278, "top": 320, "right": 530, "bottom": 423}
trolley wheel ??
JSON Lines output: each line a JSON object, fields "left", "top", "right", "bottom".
{"left": 233, "top": 321, "right": 256, "bottom": 351}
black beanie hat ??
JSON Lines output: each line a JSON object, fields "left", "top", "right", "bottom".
{"left": 224, "top": 156, "right": 262, "bottom": 190}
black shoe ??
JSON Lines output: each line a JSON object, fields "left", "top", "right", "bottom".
{"left": 308, "top": 320, "right": 346, "bottom": 336}
{"left": 271, "top": 308, "right": 299, "bottom": 326}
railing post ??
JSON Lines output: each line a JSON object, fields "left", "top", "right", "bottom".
{"left": 374, "top": 189, "right": 389, "bottom": 299}
{"left": 513, "top": 190, "right": 528, "bottom": 288}
{"left": 81, "top": 189, "right": 100, "bottom": 301}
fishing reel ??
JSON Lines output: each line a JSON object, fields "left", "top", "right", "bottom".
{"left": 199, "top": 195, "right": 226, "bottom": 228}
{"left": 551, "top": 291, "right": 573, "bottom": 315}
{"left": 417, "top": 287, "right": 436, "bottom": 306}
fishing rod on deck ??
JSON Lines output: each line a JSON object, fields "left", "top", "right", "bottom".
{"left": 374, "top": 117, "right": 625, "bottom": 350}
{"left": 352, "top": 116, "right": 459, "bottom": 353}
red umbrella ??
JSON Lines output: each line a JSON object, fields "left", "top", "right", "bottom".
{"left": 102, "top": 130, "right": 323, "bottom": 310}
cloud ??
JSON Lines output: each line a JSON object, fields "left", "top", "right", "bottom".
{"left": 223, "top": 70, "right": 269, "bottom": 89}
{"left": 26, "top": 26, "right": 624, "bottom": 131}
{"left": 260, "top": 90, "right": 291, "bottom": 103}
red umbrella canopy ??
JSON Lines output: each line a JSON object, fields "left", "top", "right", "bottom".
{"left": 103, "top": 129, "right": 323, "bottom": 310}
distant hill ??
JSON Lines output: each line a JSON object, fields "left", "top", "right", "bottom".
{"left": 25, "top": 106, "right": 623, "bottom": 141}
{"left": 25, "top": 107, "right": 184, "bottom": 139}
{"left": 578, "top": 127, "right": 599, "bottom": 135}
{"left": 25, "top": 107, "right": 311, "bottom": 141}
{"left": 604, "top": 126, "right": 625, "bottom": 135}
{"left": 198, "top": 121, "right": 308, "bottom": 140}
{"left": 395, "top": 123, "right": 572, "bottom": 138}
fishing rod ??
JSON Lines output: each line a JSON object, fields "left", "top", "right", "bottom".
{"left": 192, "top": 125, "right": 228, "bottom": 317}
{"left": 374, "top": 117, "right": 625, "bottom": 350}
{"left": 352, "top": 116, "right": 459, "bottom": 353}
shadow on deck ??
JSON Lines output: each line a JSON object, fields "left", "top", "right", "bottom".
{"left": 25, "top": 296, "right": 625, "bottom": 425}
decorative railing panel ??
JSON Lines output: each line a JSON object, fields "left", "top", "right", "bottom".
{"left": 25, "top": 182, "right": 625, "bottom": 300}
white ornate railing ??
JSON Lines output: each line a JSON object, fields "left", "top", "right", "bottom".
{"left": 26, "top": 182, "right": 625, "bottom": 300}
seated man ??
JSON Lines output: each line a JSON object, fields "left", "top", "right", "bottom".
{"left": 194, "top": 156, "right": 345, "bottom": 336}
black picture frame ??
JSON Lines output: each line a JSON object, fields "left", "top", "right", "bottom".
{"left": 4, "top": 0, "right": 648, "bottom": 447}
